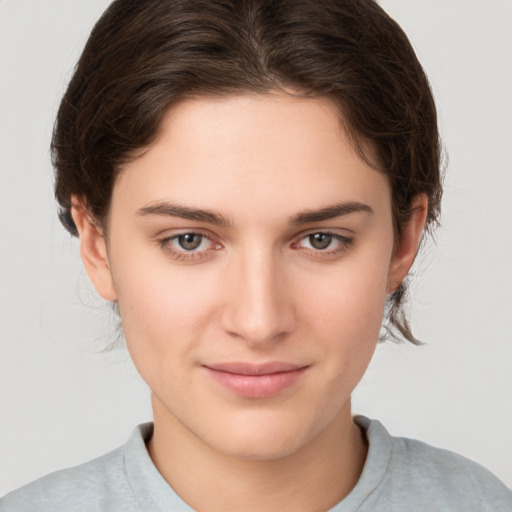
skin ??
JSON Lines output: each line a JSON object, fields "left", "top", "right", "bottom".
{"left": 72, "top": 91, "right": 427, "bottom": 512}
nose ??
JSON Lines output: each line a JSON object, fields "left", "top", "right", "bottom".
{"left": 220, "top": 247, "right": 296, "bottom": 347}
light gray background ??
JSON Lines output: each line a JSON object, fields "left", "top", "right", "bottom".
{"left": 1, "top": 0, "right": 511, "bottom": 495}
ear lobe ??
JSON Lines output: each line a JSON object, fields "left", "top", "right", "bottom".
{"left": 387, "top": 195, "right": 428, "bottom": 294}
{"left": 71, "top": 198, "right": 117, "bottom": 302}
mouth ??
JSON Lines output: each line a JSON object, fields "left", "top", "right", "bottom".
{"left": 202, "top": 362, "right": 309, "bottom": 399}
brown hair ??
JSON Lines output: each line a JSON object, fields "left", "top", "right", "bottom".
{"left": 52, "top": 0, "right": 443, "bottom": 343}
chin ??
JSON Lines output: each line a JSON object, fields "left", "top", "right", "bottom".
{"left": 216, "top": 433, "right": 306, "bottom": 461}
{"left": 201, "top": 412, "right": 321, "bottom": 461}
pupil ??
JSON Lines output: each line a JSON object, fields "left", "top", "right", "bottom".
{"left": 179, "top": 234, "right": 202, "bottom": 250}
{"left": 310, "top": 233, "right": 332, "bottom": 250}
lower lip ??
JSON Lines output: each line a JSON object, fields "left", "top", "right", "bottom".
{"left": 204, "top": 367, "right": 308, "bottom": 399}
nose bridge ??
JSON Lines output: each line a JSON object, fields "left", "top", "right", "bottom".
{"left": 221, "top": 242, "right": 294, "bottom": 345}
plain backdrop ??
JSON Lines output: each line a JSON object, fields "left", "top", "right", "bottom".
{"left": 1, "top": 0, "right": 511, "bottom": 495}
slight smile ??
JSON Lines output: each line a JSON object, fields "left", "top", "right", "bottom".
{"left": 202, "top": 362, "right": 310, "bottom": 399}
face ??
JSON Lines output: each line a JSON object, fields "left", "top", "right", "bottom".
{"left": 76, "top": 92, "right": 417, "bottom": 460}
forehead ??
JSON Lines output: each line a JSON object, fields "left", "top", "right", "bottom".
{"left": 112, "top": 92, "right": 390, "bottom": 223}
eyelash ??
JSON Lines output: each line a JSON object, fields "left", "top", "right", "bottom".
{"left": 292, "top": 232, "right": 354, "bottom": 257}
{"left": 158, "top": 231, "right": 354, "bottom": 262}
{"left": 158, "top": 232, "right": 220, "bottom": 262}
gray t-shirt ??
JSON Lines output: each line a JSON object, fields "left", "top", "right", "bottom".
{"left": 1, "top": 416, "right": 511, "bottom": 511}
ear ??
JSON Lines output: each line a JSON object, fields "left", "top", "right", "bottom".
{"left": 71, "top": 197, "right": 117, "bottom": 302}
{"left": 387, "top": 194, "right": 428, "bottom": 294}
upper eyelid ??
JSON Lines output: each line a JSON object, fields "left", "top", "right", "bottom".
{"left": 158, "top": 233, "right": 219, "bottom": 261}
{"left": 293, "top": 229, "right": 353, "bottom": 243}
{"left": 158, "top": 229, "right": 353, "bottom": 253}
{"left": 158, "top": 228, "right": 217, "bottom": 242}
{"left": 162, "top": 232, "right": 218, "bottom": 248}
{"left": 293, "top": 225, "right": 356, "bottom": 238}
{"left": 160, "top": 229, "right": 350, "bottom": 240}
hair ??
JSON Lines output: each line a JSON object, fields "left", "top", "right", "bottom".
{"left": 52, "top": 0, "right": 443, "bottom": 344}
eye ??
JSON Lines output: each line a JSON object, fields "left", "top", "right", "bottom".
{"left": 307, "top": 232, "right": 333, "bottom": 250}
{"left": 294, "top": 231, "right": 353, "bottom": 256}
{"left": 176, "top": 233, "right": 204, "bottom": 251}
{"left": 158, "top": 231, "right": 222, "bottom": 261}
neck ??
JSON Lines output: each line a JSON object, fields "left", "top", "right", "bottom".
{"left": 147, "top": 396, "right": 367, "bottom": 512}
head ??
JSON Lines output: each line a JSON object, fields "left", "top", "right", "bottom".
{"left": 53, "top": 0, "right": 441, "bottom": 345}
{"left": 52, "top": 0, "right": 442, "bottom": 458}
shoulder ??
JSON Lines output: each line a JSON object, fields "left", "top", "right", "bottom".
{"left": 0, "top": 424, "right": 154, "bottom": 512}
{"left": 392, "top": 434, "right": 512, "bottom": 507}
{"left": 352, "top": 416, "right": 512, "bottom": 512}
{"left": 0, "top": 447, "right": 131, "bottom": 512}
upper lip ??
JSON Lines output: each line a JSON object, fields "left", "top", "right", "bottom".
{"left": 203, "top": 362, "right": 308, "bottom": 375}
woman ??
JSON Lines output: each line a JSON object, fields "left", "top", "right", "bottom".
{"left": 1, "top": 0, "right": 510, "bottom": 510}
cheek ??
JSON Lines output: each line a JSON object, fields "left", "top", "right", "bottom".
{"left": 112, "top": 268, "right": 221, "bottom": 402}
{"left": 109, "top": 244, "right": 220, "bottom": 371}
{"left": 297, "top": 250, "right": 390, "bottom": 380}
{"left": 302, "top": 255, "right": 390, "bottom": 338}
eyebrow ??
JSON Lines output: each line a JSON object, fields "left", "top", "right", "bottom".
{"left": 137, "top": 202, "right": 232, "bottom": 227}
{"left": 136, "top": 200, "right": 373, "bottom": 226}
{"left": 289, "top": 201, "right": 374, "bottom": 224}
